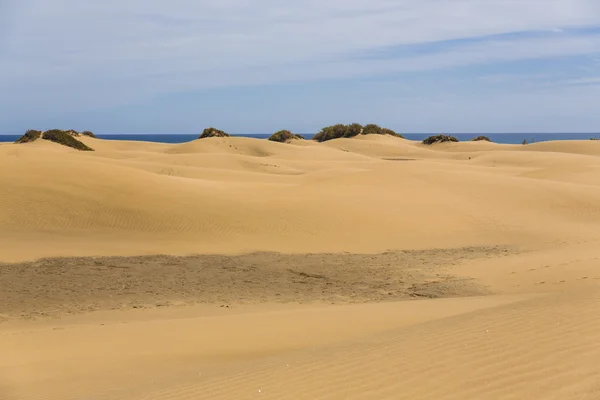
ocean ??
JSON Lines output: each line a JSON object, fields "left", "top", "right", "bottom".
{"left": 1, "top": 133, "right": 598, "bottom": 144}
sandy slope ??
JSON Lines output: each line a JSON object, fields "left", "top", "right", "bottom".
{"left": 1, "top": 135, "right": 600, "bottom": 399}
{"left": 2, "top": 136, "right": 600, "bottom": 260}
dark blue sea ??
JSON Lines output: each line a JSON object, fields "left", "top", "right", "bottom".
{"left": 1, "top": 133, "right": 598, "bottom": 144}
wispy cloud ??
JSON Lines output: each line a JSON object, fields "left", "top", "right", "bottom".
{"left": 1, "top": 0, "right": 600, "bottom": 132}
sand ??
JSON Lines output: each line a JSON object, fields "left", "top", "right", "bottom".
{"left": 1, "top": 135, "right": 600, "bottom": 399}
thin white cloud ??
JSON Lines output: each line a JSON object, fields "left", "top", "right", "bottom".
{"left": 2, "top": 0, "right": 600, "bottom": 129}
{"left": 4, "top": 0, "right": 600, "bottom": 74}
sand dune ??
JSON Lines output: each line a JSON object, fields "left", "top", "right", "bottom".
{"left": 1, "top": 135, "right": 600, "bottom": 399}
{"left": 2, "top": 136, "right": 600, "bottom": 260}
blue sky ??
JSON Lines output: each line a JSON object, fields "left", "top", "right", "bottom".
{"left": 1, "top": 0, "right": 600, "bottom": 134}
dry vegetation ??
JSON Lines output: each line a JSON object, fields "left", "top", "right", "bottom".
{"left": 268, "top": 130, "right": 305, "bottom": 142}
{"left": 14, "top": 129, "right": 42, "bottom": 143}
{"left": 14, "top": 129, "right": 94, "bottom": 151}
{"left": 422, "top": 134, "right": 459, "bottom": 144}
{"left": 313, "top": 123, "right": 402, "bottom": 142}
{"left": 199, "top": 127, "right": 230, "bottom": 138}
{"left": 471, "top": 135, "right": 491, "bottom": 142}
{"left": 41, "top": 129, "right": 94, "bottom": 151}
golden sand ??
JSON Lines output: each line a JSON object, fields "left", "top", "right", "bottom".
{"left": 1, "top": 135, "right": 599, "bottom": 399}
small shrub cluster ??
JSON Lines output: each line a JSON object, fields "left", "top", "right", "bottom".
{"left": 199, "top": 127, "right": 230, "bottom": 138}
{"left": 313, "top": 123, "right": 402, "bottom": 142}
{"left": 81, "top": 130, "right": 96, "bottom": 138}
{"left": 471, "top": 136, "right": 491, "bottom": 142}
{"left": 590, "top": 137, "right": 598, "bottom": 140}
{"left": 313, "top": 123, "right": 362, "bottom": 142}
{"left": 422, "top": 134, "right": 459, "bottom": 145}
{"left": 268, "top": 130, "right": 305, "bottom": 142}
{"left": 15, "top": 129, "right": 42, "bottom": 144}
{"left": 41, "top": 129, "right": 94, "bottom": 151}
{"left": 362, "top": 124, "right": 403, "bottom": 138}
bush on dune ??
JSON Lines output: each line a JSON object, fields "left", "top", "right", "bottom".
{"left": 268, "top": 130, "right": 305, "bottom": 142}
{"left": 64, "top": 129, "right": 80, "bottom": 136}
{"left": 422, "top": 134, "right": 459, "bottom": 145}
{"left": 313, "top": 123, "right": 362, "bottom": 142}
{"left": 361, "top": 124, "right": 403, "bottom": 138}
{"left": 471, "top": 136, "right": 491, "bottom": 142}
{"left": 312, "top": 123, "right": 402, "bottom": 142}
{"left": 81, "top": 130, "right": 96, "bottom": 138}
{"left": 41, "top": 129, "right": 94, "bottom": 151}
{"left": 15, "top": 129, "right": 42, "bottom": 143}
{"left": 199, "top": 127, "right": 230, "bottom": 138}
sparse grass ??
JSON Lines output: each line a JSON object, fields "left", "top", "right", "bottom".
{"left": 42, "top": 130, "right": 94, "bottom": 151}
{"left": 471, "top": 136, "right": 491, "bottom": 142}
{"left": 268, "top": 130, "right": 305, "bottom": 142}
{"left": 81, "top": 130, "right": 96, "bottom": 138}
{"left": 590, "top": 137, "right": 598, "bottom": 140}
{"left": 522, "top": 139, "right": 528, "bottom": 145}
{"left": 15, "top": 129, "right": 42, "bottom": 144}
{"left": 422, "top": 134, "right": 459, "bottom": 145}
{"left": 313, "top": 123, "right": 402, "bottom": 142}
{"left": 199, "top": 127, "right": 230, "bottom": 138}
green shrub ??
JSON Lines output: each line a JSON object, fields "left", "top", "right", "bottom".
{"left": 268, "top": 130, "right": 305, "bottom": 142}
{"left": 313, "top": 123, "right": 402, "bottom": 142}
{"left": 471, "top": 136, "right": 491, "bottom": 142}
{"left": 422, "top": 134, "right": 459, "bottom": 145}
{"left": 590, "top": 137, "right": 598, "bottom": 140}
{"left": 199, "top": 127, "right": 230, "bottom": 138}
{"left": 362, "top": 124, "right": 383, "bottom": 135}
{"left": 362, "top": 124, "right": 404, "bottom": 138}
{"left": 15, "top": 129, "right": 42, "bottom": 143}
{"left": 522, "top": 139, "right": 528, "bottom": 145}
{"left": 81, "top": 130, "right": 96, "bottom": 138}
{"left": 313, "top": 123, "right": 362, "bottom": 142}
{"left": 42, "top": 130, "right": 94, "bottom": 151}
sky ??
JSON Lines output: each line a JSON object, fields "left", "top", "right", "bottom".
{"left": 1, "top": 0, "right": 600, "bottom": 134}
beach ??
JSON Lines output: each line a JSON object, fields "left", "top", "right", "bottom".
{"left": 1, "top": 134, "right": 600, "bottom": 399}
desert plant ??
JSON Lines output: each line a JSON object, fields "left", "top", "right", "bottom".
{"left": 313, "top": 123, "right": 402, "bottom": 142}
{"left": 313, "top": 123, "right": 360, "bottom": 142}
{"left": 590, "top": 137, "right": 598, "bottom": 140}
{"left": 199, "top": 127, "right": 230, "bottom": 138}
{"left": 64, "top": 129, "right": 80, "bottom": 136}
{"left": 471, "top": 136, "right": 491, "bottom": 142}
{"left": 422, "top": 134, "right": 459, "bottom": 145}
{"left": 42, "top": 130, "right": 94, "bottom": 151}
{"left": 268, "top": 130, "right": 305, "bottom": 142}
{"left": 81, "top": 130, "right": 96, "bottom": 138}
{"left": 362, "top": 124, "right": 383, "bottom": 135}
{"left": 522, "top": 139, "right": 528, "bottom": 145}
{"left": 15, "top": 129, "right": 42, "bottom": 144}
{"left": 345, "top": 123, "right": 364, "bottom": 137}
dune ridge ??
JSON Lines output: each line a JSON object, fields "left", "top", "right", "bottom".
{"left": 2, "top": 136, "right": 600, "bottom": 261}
